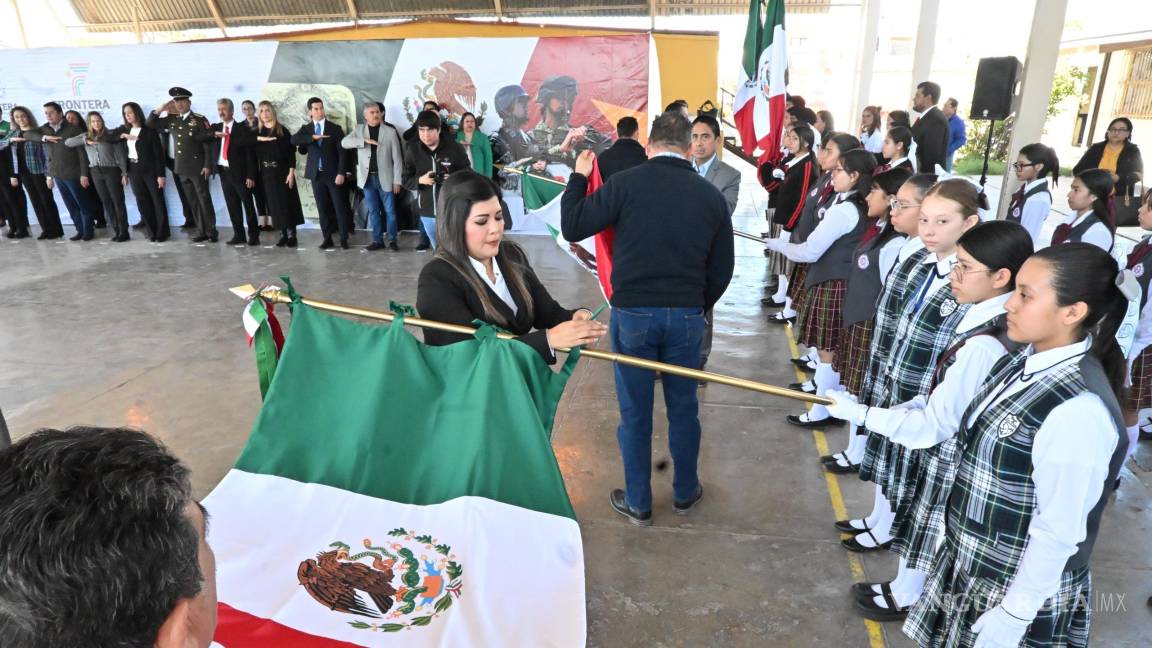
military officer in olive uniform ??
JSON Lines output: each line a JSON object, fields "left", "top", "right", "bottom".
{"left": 147, "top": 87, "right": 218, "bottom": 242}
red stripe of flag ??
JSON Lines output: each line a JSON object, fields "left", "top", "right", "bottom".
{"left": 214, "top": 602, "right": 367, "bottom": 647}
{"left": 587, "top": 159, "right": 613, "bottom": 300}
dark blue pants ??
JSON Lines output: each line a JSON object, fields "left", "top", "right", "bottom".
{"left": 610, "top": 306, "right": 706, "bottom": 512}
{"left": 362, "top": 174, "right": 398, "bottom": 244}
{"left": 55, "top": 177, "right": 93, "bottom": 237}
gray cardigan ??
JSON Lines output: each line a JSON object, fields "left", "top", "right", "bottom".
{"left": 65, "top": 132, "right": 127, "bottom": 174}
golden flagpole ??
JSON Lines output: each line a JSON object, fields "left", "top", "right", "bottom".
{"left": 733, "top": 229, "right": 764, "bottom": 242}
{"left": 230, "top": 285, "right": 831, "bottom": 405}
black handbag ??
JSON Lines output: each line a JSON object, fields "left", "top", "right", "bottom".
{"left": 1115, "top": 181, "right": 1144, "bottom": 227}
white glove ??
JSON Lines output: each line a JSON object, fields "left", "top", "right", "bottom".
{"left": 971, "top": 605, "right": 1030, "bottom": 648}
{"left": 825, "top": 389, "right": 867, "bottom": 426}
{"left": 771, "top": 168, "right": 786, "bottom": 180}
{"left": 764, "top": 237, "right": 784, "bottom": 252}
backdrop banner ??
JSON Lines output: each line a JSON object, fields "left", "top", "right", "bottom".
{"left": 0, "top": 35, "right": 653, "bottom": 234}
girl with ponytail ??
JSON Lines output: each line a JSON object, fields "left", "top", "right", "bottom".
{"left": 765, "top": 148, "right": 876, "bottom": 429}
{"left": 1053, "top": 168, "right": 1115, "bottom": 252}
{"left": 827, "top": 221, "right": 1034, "bottom": 620}
{"left": 1007, "top": 142, "right": 1059, "bottom": 250}
{"left": 904, "top": 242, "right": 1130, "bottom": 648}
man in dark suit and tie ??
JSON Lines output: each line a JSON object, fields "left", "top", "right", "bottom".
{"left": 596, "top": 116, "right": 648, "bottom": 182}
{"left": 291, "top": 97, "right": 353, "bottom": 249}
{"left": 209, "top": 98, "right": 259, "bottom": 246}
{"left": 910, "top": 81, "right": 950, "bottom": 174}
{"left": 147, "top": 87, "right": 218, "bottom": 243}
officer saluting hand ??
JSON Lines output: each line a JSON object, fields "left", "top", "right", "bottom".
{"left": 146, "top": 87, "right": 219, "bottom": 243}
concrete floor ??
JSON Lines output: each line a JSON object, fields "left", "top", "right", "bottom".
{"left": 2, "top": 167, "right": 1149, "bottom": 647}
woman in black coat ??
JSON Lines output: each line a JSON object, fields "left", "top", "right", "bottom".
{"left": 1073, "top": 117, "right": 1144, "bottom": 198}
{"left": 416, "top": 170, "right": 606, "bottom": 363}
{"left": 108, "top": 102, "right": 170, "bottom": 241}
{"left": 254, "top": 101, "right": 305, "bottom": 247}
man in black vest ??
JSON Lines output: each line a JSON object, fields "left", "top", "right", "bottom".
{"left": 561, "top": 111, "right": 734, "bottom": 525}
{"left": 910, "top": 81, "right": 950, "bottom": 173}
{"left": 291, "top": 97, "right": 353, "bottom": 249}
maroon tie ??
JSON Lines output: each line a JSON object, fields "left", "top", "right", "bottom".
{"left": 859, "top": 222, "right": 882, "bottom": 246}
{"left": 1128, "top": 239, "right": 1152, "bottom": 268}
{"left": 1051, "top": 223, "right": 1073, "bottom": 246}
{"left": 874, "top": 163, "right": 891, "bottom": 174}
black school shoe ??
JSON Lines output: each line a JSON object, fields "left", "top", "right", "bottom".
{"left": 609, "top": 489, "right": 652, "bottom": 526}
{"left": 851, "top": 581, "right": 887, "bottom": 599}
{"left": 786, "top": 413, "right": 845, "bottom": 428}
{"left": 834, "top": 518, "right": 870, "bottom": 533}
{"left": 854, "top": 582, "right": 910, "bottom": 622}
{"left": 672, "top": 485, "right": 704, "bottom": 515}
{"left": 841, "top": 529, "right": 893, "bottom": 553}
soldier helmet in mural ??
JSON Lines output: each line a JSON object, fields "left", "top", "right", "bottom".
{"left": 535, "top": 76, "right": 579, "bottom": 111}
{"left": 168, "top": 87, "right": 193, "bottom": 100}
{"left": 495, "top": 85, "right": 530, "bottom": 120}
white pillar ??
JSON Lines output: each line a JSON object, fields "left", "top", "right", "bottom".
{"left": 850, "top": 0, "right": 883, "bottom": 128}
{"left": 910, "top": 0, "right": 940, "bottom": 97}
{"left": 995, "top": 0, "right": 1071, "bottom": 219}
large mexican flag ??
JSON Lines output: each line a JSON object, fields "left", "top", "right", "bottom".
{"left": 205, "top": 302, "right": 585, "bottom": 646}
{"left": 733, "top": 0, "right": 788, "bottom": 162}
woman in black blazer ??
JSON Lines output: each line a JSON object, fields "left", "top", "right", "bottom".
{"left": 1073, "top": 117, "right": 1144, "bottom": 198}
{"left": 108, "top": 102, "right": 169, "bottom": 241}
{"left": 416, "top": 170, "right": 606, "bottom": 363}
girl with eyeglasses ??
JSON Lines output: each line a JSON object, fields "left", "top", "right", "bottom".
{"left": 841, "top": 180, "right": 982, "bottom": 556}
{"left": 828, "top": 221, "right": 1033, "bottom": 621}
{"left": 904, "top": 242, "right": 1130, "bottom": 648}
{"left": 766, "top": 148, "right": 877, "bottom": 429}
{"left": 819, "top": 171, "right": 927, "bottom": 474}
{"left": 1054, "top": 168, "right": 1115, "bottom": 252}
{"left": 1006, "top": 142, "right": 1059, "bottom": 250}
{"left": 1073, "top": 117, "right": 1143, "bottom": 202}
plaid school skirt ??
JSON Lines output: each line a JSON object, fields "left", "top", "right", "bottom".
{"left": 890, "top": 437, "right": 958, "bottom": 571}
{"left": 858, "top": 432, "right": 923, "bottom": 516}
{"left": 838, "top": 319, "right": 875, "bottom": 396}
{"left": 797, "top": 279, "right": 847, "bottom": 351}
{"left": 787, "top": 263, "right": 810, "bottom": 310}
{"left": 905, "top": 540, "right": 1092, "bottom": 648}
{"left": 1125, "top": 345, "right": 1152, "bottom": 412}
{"left": 766, "top": 221, "right": 790, "bottom": 276}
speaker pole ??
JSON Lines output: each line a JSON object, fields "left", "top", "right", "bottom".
{"left": 977, "top": 117, "right": 995, "bottom": 191}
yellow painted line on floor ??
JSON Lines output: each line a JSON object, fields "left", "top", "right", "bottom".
{"left": 785, "top": 326, "right": 887, "bottom": 648}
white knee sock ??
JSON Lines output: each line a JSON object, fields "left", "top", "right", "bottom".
{"left": 781, "top": 297, "right": 797, "bottom": 319}
{"left": 772, "top": 274, "right": 789, "bottom": 301}
{"left": 894, "top": 565, "right": 928, "bottom": 605}
{"left": 863, "top": 484, "right": 888, "bottom": 528}
{"left": 806, "top": 362, "right": 837, "bottom": 421}
{"left": 1126, "top": 424, "right": 1139, "bottom": 460}
{"left": 844, "top": 423, "right": 866, "bottom": 464}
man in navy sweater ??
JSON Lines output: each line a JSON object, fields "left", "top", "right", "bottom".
{"left": 561, "top": 111, "right": 734, "bottom": 525}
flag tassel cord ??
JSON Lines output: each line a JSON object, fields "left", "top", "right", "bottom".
{"left": 230, "top": 284, "right": 831, "bottom": 405}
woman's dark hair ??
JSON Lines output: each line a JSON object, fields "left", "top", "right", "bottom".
{"left": 66, "top": 110, "right": 86, "bottom": 132}
{"left": 887, "top": 110, "right": 910, "bottom": 127}
{"left": 840, "top": 148, "right": 877, "bottom": 195}
{"left": 925, "top": 178, "right": 989, "bottom": 214}
{"left": 826, "top": 132, "right": 862, "bottom": 156}
{"left": 886, "top": 125, "right": 913, "bottom": 157}
{"left": 1075, "top": 168, "right": 1117, "bottom": 233}
{"left": 817, "top": 110, "right": 835, "bottom": 137}
{"left": 460, "top": 111, "right": 477, "bottom": 128}
{"left": 241, "top": 99, "right": 256, "bottom": 110}
{"left": 423, "top": 100, "right": 440, "bottom": 111}
{"left": 872, "top": 168, "right": 912, "bottom": 196}
{"left": 121, "top": 102, "right": 146, "bottom": 127}
{"left": 10, "top": 105, "right": 37, "bottom": 129}
{"left": 1107, "top": 117, "right": 1134, "bottom": 142}
{"left": 790, "top": 123, "right": 815, "bottom": 153}
{"left": 434, "top": 170, "right": 536, "bottom": 327}
{"left": 788, "top": 106, "right": 817, "bottom": 126}
{"left": 956, "top": 221, "right": 1033, "bottom": 290}
{"left": 1018, "top": 142, "right": 1060, "bottom": 185}
{"left": 904, "top": 173, "right": 938, "bottom": 199}
{"left": 788, "top": 95, "right": 806, "bottom": 109}
{"left": 1032, "top": 242, "right": 1131, "bottom": 398}
{"left": 862, "top": 105, "right": 882, "bottom": 135}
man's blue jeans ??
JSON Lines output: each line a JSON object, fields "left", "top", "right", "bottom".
{"left": 610, "top": 306, "right": 706, "bottom": 512}
{"left": 362, "top": 174, "right": 398, "bottom": 244}
{"left": 55, "top": 177, "right": 93, "bottom": 237}
{"left": 420, "top": 216, "right": 438, "bottom": 249}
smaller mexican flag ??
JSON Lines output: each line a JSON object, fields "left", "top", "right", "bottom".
{"left": 733, "top": 0, "right": 788, "bottom": 163}
{"left": 520, "top": 166, "right": 613, "bottom": 299}
{"left": 206, "top": 303, "right": 586, "bottom": 646}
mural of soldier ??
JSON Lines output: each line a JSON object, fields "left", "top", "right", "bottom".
{"left": 530, "top": 75, "right": 609, "bottom": 171}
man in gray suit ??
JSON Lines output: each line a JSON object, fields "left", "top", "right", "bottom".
{"left": 342, "top": 101, "right": 404, "bottom": 250}
{"left": 691, "top": 114, "right": 741, "bottom": 373}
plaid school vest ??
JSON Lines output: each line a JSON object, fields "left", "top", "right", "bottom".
{"left": 947, "top": 351, "right": 1127, "bottom": 578}
{"left": 874, "top": 268, "right": 971, "bottom": 407}
{"left": 861, "top": 247, "right": 931, "bottom": 406}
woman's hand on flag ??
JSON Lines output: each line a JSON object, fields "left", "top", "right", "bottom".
{"left": 547, "top": 319, "right": 608, "bottom": 349}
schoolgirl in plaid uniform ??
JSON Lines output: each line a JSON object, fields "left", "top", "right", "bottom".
{"left": 1005, "top": 142, "right": 1059, "bottom": 251}
{"left": 767, "top": 148, "right": 877, "bottom": 427}
{"left": 905, "top": 243, "right": 1131, "bottom": 647}
{"left": 1122, "top": 190, "right": 1152, "bottom": 458}
{"left": 828, "top": 222, "right": 1034, "bottom": 622}
{"left": 1051, "top": 169, "right": 1115, "bottom": 253}
{"left": 820, "top": 170, "right": 928, "bottom": 475}
{"left": 760, "top": 124, "right": 818, "bottom": 309}
{"left": 845, "top": 180, "right": 983, "bottom": 554}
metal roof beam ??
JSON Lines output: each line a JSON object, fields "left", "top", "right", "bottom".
{"left": 204, "top": 0, "right": 229, "bottom": 36}
{"left": 345, "top": 0, "right": 359, "bottom": 23}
